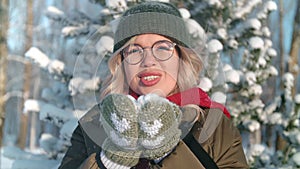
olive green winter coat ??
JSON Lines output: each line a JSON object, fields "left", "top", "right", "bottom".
{"left": 59, "top": 105, "right": 249, "bottom": 169}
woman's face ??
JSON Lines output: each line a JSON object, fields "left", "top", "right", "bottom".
{"left": 123, "top": 34, "right": 180, "bottom": 97}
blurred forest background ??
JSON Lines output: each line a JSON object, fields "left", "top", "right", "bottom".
{"left": 0, "top": 0, "right": 300, "bottom": 168}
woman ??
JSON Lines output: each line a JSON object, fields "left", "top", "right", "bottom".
{"left": 58, "top": 1, "right": 248, "bottom": 169}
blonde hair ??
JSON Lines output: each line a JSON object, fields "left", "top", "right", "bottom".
{"left": 100, "top": 37, "right": 204, "bottom": 99}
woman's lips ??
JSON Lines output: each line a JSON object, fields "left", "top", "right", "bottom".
{"left": 138, "top": 72, "right": 162, "bottom": 86}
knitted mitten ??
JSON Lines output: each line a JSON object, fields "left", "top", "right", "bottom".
{"left": 137, "top": 94, "right": 182, "bottom": 160}
{"left": 99, "top": 94, "right": 142, "bottom": 167}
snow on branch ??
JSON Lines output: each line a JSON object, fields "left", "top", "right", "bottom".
{"left": 257, "top": 1, "right": 278, "bottom": 19}
{"left": 211, "top": 91, "right": 227, "bottom": 104}
{"left": 233, "top": 0, "right": 262, "bottom": 19}
{"left": 61, "top": 25, "right": 89, "bottom": 37}
{"left": 243, "top": 119, "right": 260, "bottom": 132}
{"left": 23, "top": 100, "right": 41, "bottom": 113}
{"left": 263, "top": 1, "right": 278, "bottom": 14}
{"left": 48, "top": 60, "right": 65, "bottom": 75}
{"left": 46, "top": 5, "right": 92, "bottom": 29}
{"left": 205, "top": 0, "right": 223, "bottom": 8}
{"left": 23, "top": 99, "right": 75, "bottom": 127}
{"left": 198, "top": 77, "right": 213, "bottom": 92}
{"left": 295, "top": 94, "right": 300, "bottom": 104}
{"left": 207, "top": 39, "right": 223, "bottom": 53}
{"left": 45, "top": 6, "right": 65, "bottom": 20}
{"left": 25, "top": 47, "right": 50, "bottom": 68}
{"left": 225, "top": 69, "right": 241, "bottom": 85}
{"left": 95, "top": 36, "right": 114, "bottom": 56}
{"left": 244, "top": 19, "right": 261, "bottom": 31}
{"left": 105, "top": 0, "right": 127, "bottom": 11}
{"left": 248, "top": 36, "right": 264, "bottom": 50}
{"left": 69, "top": 77, "right": 101, "bottom": 96}
{"left": 25, "top": 47, "right": 65, "bottom": 75}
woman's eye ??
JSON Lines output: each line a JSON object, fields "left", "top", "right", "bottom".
{"left": 128, "top": 49, "right": 140, "bottom": 54}
{"left": 125, "top": 45, "right": 142, "bottom": 55}
{"left": 156, "top": 46, "right": 172, "bottom": 51}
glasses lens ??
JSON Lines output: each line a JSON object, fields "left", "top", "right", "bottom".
{"left": 153, "top": 41, "right": 175, "bottom": 61}
{"left": 123, "top": 44, "right": 143, "bottom": 64}
{"left": 122, "top": 41, "right": 176, "bottom": 64}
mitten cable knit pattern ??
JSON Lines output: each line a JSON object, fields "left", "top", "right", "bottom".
{"left": 100, "top": 94, "right": 139, "bottom": 149}
{"left": 138, "top": 94, "right": 182, "bottom": 159}
{"left": 100, "top": 94, "right": 141, "bottom": 167}
{"left": 99, "top": 93, "right": 182, "bottom": 167}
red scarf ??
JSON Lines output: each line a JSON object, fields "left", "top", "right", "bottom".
{"left": 130, "top": 87, "right": 231, "bottom": 118}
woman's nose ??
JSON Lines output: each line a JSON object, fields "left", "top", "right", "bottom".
{"left": 141, "top": 49, "right": 157, "bottom": 67}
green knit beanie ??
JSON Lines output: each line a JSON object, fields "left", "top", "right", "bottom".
{"left": 113, "top": 1, "right": 191, "bottom": 52}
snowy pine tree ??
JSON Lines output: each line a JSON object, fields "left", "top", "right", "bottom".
{"left": 182, "top": 0, "right": 300, "bottom": 168}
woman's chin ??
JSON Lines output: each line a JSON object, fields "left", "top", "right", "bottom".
{"left": 138, "top": 88, "right": 168, "bottom": 97}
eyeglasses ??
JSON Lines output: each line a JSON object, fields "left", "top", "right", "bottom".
{"left": 122, "top": 40, "right": 176, "bottom": 65}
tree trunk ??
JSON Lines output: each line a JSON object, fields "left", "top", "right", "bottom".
{"left": 3, "top": 0, "right": 28, "bottom": 147}
{"left": 18, "top": 0, "right": 33, "bottom": 149}
{"left": 276, "top": 0, "right": 288, "bottom": 151}
{"left": 288, "top": 0, "right": 300, "bottom": 95}
{"left": 279, "top": 0, "right": 285, "bottom": 82}
{"left": 0, "top": 0, "right": 9, "bottom": 147}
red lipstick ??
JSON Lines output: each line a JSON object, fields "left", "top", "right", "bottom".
{"left": 138, "top": 72, "right": 162, "bottom": 86}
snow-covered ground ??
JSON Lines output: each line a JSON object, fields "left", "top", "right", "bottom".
{"left": 1, "top": 151, "right": 14, "bottom": 169}
{"left": 1, "top": 146, "right": 60, "bottom": 169}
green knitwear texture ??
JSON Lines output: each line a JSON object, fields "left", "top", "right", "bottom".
{"left": 113, "top": 1, "right": 191, "bottom": 52}
{"left": 99, "top": 93, "right": 182, "bottom": 165}
{"left": 102, "top": 139, "right": 141, "bottom": 167}
{"left": 100, "top": 94, "right": 141, "bottom": 167}
{"left": 100, "top": 93, "right": 139, "bottom": 149}
{"left": 138, "top": 94, "right": 182, "bottom": 159}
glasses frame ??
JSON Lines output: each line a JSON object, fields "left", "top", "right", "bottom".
{"left": 121, "top": 40, "right": 177, "bottom": 65}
